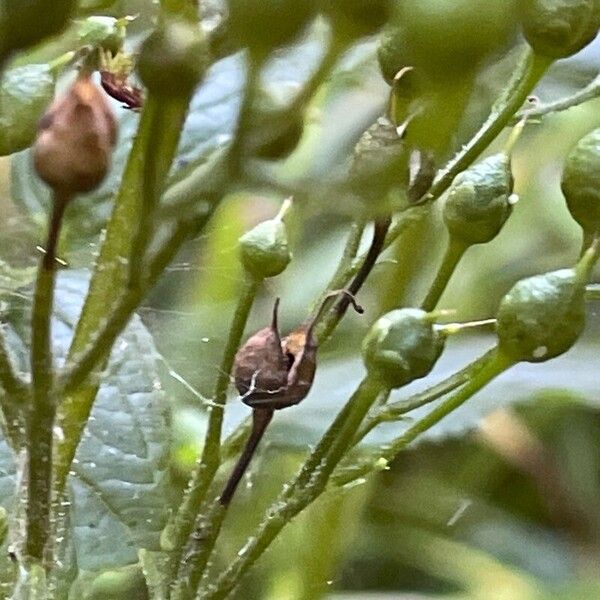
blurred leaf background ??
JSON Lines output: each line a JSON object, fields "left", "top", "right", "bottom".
{"left": 1, "top": 0, "right": 600, "bottom": 598}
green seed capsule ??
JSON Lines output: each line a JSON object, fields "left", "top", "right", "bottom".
{"left": 137, "top": 19, "right": 209, "bottom": 98}
{"left": 227, "top": 0, "right": 316, "bottom": 56}
{"left": 362, "top": 308, "right": 445, "bottom": 389}
{"left": 0, "top": 64, "right": 55, "bottom": 156}
{"left": 378, "top": 0, "right": 518, "bottom": 83}
{"left": 0, "top": 0, "right": 77, "bottom": 56}
{"left": 519, "top": 0, "right": 599, "bottom": 58}
{"left": 444, "top": 153, "right": 514, "bottom": 246}
{"left": 496, "top": 269, "right": 586, "bottom": 363}
{"left": 561, "top": 127, "right": 600, "bottom": 235}
{"left": 321, "top": 0, "right": 392, "bottom": 39}
{"left": 239, "top": 217, "right": 291, "bottom": 279}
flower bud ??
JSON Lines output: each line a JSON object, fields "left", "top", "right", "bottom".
{"left": 561, "top": 127, "right": 600, "bottom": 235}
{"left": 0, "top": 64, "right": 55, "bottom": 156}
{"left": 362, "top": 308, "right": 445, "bottom": 389}
{"left": 239, "top": 217, "right": 291, "bottom": 279}
{"left": 136, "top": 19, "right": 209, "bottom": 98}
{"left": 496, "top": 269, "right": 586, "bottom": 363}
{"left": 519, "top": 0, "right": 600, "bottom": 58}
{"left": 227, "top": 0, "right": 316, "bottom": 56}
{"left": 443, "top": 153, "right": 514, "bottom": 246}
{"left": 33, "top": 73, "right": 117, "bottom": 194}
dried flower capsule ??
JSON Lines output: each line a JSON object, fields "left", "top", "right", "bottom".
{"left": 362, "top": 308, "right": 446, "bottom": 389}
{"left": 519, "top": 0, "right": 600, "bottom": 58}
{"left": 239, "top": 217, "right": 291, "bottom": 280}
{"left": 443, "top": 153, "right": 514, "bottom": 246}
{"left": 233, "top": 300, "right": 288, "bottom": 402}
{"left": 33, "top": 73, "right": 117, "bottom": 195}
{"left": 561, "top": 127, "right": 600, "bottom": 236}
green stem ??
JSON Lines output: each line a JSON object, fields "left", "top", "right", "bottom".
{"left": 25, "top": 194, "right": 69, "bottom": 562}
{"left": 332, "top": 48, "right": 552, "bottom": 296}
{"left": 163, "top": 277, "right": 260, "bottom": 573}
{"left": 423, "top": 49, "right": 552, "bottom": 205}
{"left": 129, "top": 97, "right": 186, "bottom": 288}
{"left": 511, "top": 73, "right": 600, "bottom": 124}
{"left": 199, "top": 376, "right": 383, "bottom": 600}
{"left": 228, "top": 55, "right": 262, "bottom": 177}
{"left": 421, "top": 236, "right": 469, "bottom": 312}
{"left": 332, "top": 348, "right": 515, "bottom": 488}
{"left": 351, "top": 347, "right": 498, "bottom": 447}
{"left": 581, "top": 229, "right": 596, "bottom": 258}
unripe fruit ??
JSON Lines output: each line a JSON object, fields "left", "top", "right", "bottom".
{"left": 496, "top": 269, "right": 586, "bottom": 363}
{"left": 0, "top": 64, "right": 55, "bottom": 156}
{"left": 379, "top": 0, "right": 518, "bottom": 83}
{"left": 0, "top": 0, "right": 76, "bottom": 56}
{"left": 227, "top": 0, "right": 316, "bottom": 56}
{"left": 321, "top": 0, "right": 392, "bottom": 39}
{"left": 239, "top": 217, "right": 291, "bottom": 279}
{"left": 519, "top": 0, "right": 600, "bottom": 59}
{"left": 362, "top": 308, "right": 445, "bottom": 389}
{"left": 137, "top": 19, "right": 209, "bottom": 98}
{"left": 561, "top": 127, "right": 600, "bottom": 235}
{"left": 33, "top": 74, "right": 117, "bottom": 194}
{"left": 444, "top": 153, "right": 514, "bottom": 246}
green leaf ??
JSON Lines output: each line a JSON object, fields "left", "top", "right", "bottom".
{"left": 0, "top": 270, "right": 171, "bottom": 575}
{"left": 0, "top": 64, "right": 55, "bottom": 157}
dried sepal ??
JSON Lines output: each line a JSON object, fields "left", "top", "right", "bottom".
{"left": 233, "top": 299, "right": 288, "bottom": 404}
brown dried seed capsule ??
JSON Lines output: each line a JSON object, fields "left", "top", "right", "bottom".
{"left": 33, "top": 73, "right": 117, "bottom": 195}
{"left": 233, "top": 299, "right": 289, "bottom": 403}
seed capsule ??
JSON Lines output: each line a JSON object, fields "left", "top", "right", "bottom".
{"left": 519, "top": 0, "right": 600, "bottom": 58}
{"left": 227, "top": 0, "right": 316, "bottom": 56}
{"left": 33, "top": 73, "right": 117, "bottom": 195}
{"left": 561, "top": 127, "right": 600, "bottom": 236}
{"left": 362, "top": 308, "right": 445, "bottom": 389}
{"left": 444, "top": 153, "right": 514, "bottom": 246}
{"left": 137, "top": 18, "right": 209, "bottom": 98}
{"left": 496, "top": 269, "right": 586, "bottom": 363}
{"left": 239, "top": 217, "right": 292, "bottom": 280}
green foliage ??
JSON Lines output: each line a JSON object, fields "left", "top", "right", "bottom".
{"left": 0, "top": 64, "right": 55, "bottom": 156}
{"left": 0, "top": 1, "right": 600, "bottom": 599}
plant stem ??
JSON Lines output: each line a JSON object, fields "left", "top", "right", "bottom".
{"left": 199, "top": 376, "right": 383, "bottom": 600}
{"left": 351, "top": 347, "right": 498, "bottom": 447}
{"left": 163, "top": 277, "right": 260, "bottom": 573}
{"left": 511, "top": 72, "right": 600, "bottom": 124}
{"left": 334, "top": 48, "right": 552, "bottom": 295}
{"left": 332, "top": 348, "right": 515, "bottom": 488}
{"left": 54, "top": 88, "right": 193, "bottom": 496}
{"left": 129, "top": 97, "right": 186, "bottom": 288}
{"left": 421, "top": 236, "right": 469, "bottom": 312}
{"left": 423, "top": 49, "right": 552, "bottom": 205}
{"left": 25, "top": 193, "right": 69, "bottom": 562}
